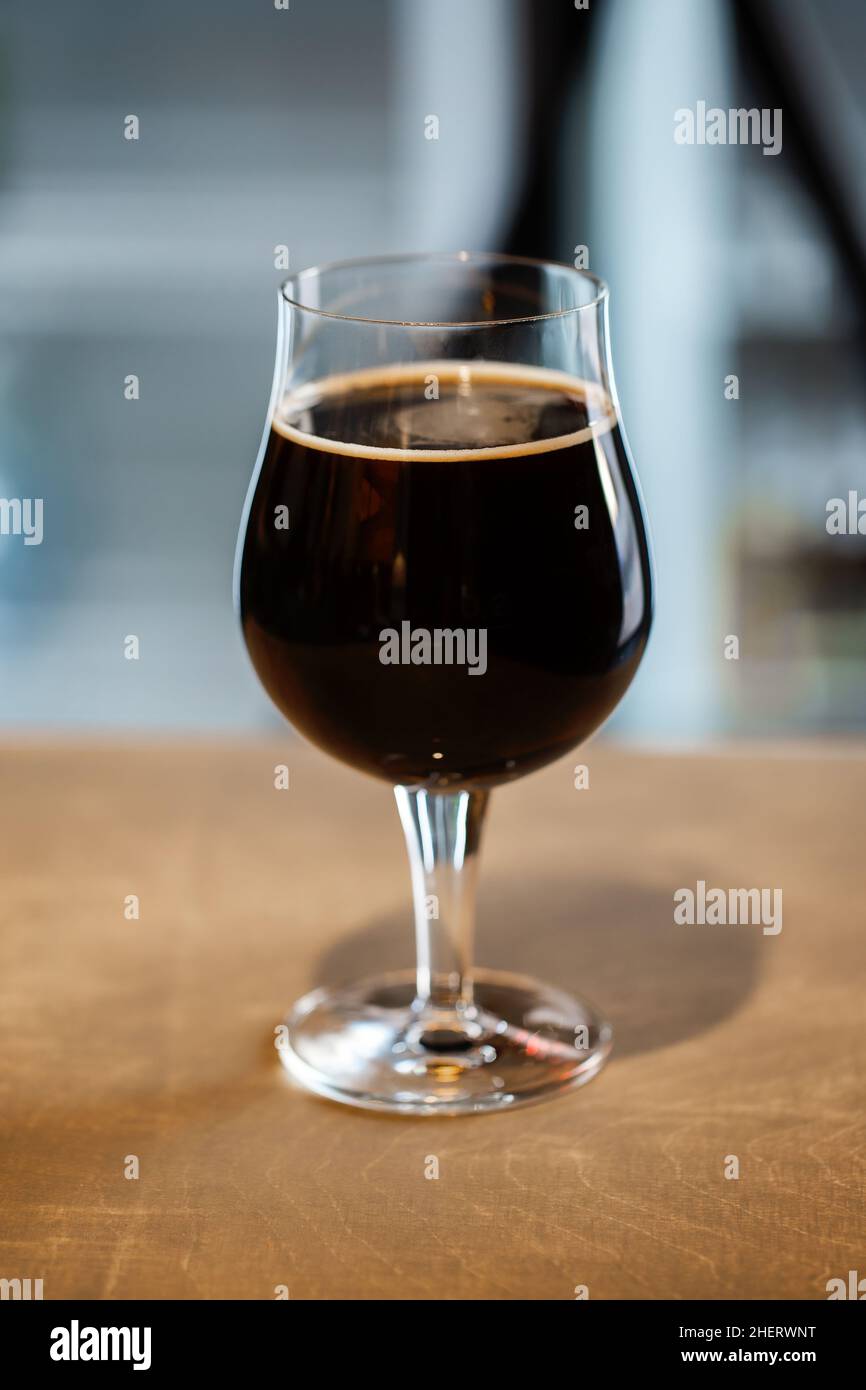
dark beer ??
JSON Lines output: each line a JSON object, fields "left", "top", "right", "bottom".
{"left": 239, "top": 362, "right": 651, "bottom": 787}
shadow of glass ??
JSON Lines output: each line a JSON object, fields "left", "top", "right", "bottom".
{"left": 312, "top": 873, "right": 763, "bottom": 1061}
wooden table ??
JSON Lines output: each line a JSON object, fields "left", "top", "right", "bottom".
{"left": 1, "top": 740, "right": 864, "bottom": 1300}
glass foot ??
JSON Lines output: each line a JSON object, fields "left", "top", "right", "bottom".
{"left": 278, "top": 969, "right": 612, "bottom": 1115}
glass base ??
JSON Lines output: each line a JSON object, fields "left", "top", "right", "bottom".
{"left": 278, "top": 969, "right": 612, "bottom": 1115}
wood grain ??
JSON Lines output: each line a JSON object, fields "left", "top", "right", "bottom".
{"left": 1, "top": 739, "right": 864, "bottom": 1300}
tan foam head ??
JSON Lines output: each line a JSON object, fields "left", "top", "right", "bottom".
{"left": 272, "top": 361, "right": 616, "bottom": 462}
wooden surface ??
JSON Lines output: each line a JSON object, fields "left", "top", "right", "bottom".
{"left": 1, "top": 739, "right": 864, "bottom": 1301}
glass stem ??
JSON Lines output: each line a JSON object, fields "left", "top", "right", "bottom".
{"left": 395, "top": 786, "right": 489, "bottom": 1031}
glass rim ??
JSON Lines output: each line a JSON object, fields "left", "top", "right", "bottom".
{"left": 279, "top": 251, "right": 609, "bottom": 328}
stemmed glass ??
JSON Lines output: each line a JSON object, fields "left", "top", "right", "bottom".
{"left": 236, "top": 252, "right": 652, "bottom": 1114}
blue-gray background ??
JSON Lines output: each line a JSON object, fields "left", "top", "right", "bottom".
{"left": 2, "top": 0, "right": 864, "bottom": 737}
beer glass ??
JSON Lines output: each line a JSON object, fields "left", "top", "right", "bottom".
{"left": 236, "top": 252, "right": 652, "bottom": 1114}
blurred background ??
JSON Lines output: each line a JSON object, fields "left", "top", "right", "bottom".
{"left": 1, "top": 0, "right": 864, "bottom": 738}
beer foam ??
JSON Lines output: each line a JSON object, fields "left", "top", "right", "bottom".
{"left": 272, "top": 361, "right": 617, "bottom": 462}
